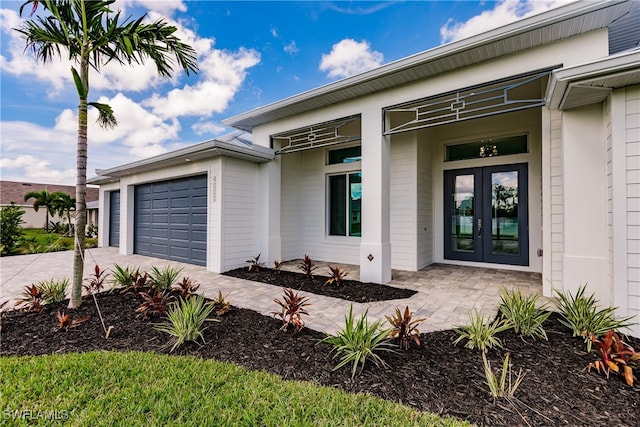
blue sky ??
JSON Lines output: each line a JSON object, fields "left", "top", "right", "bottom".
{"left": 0, "top": 0, "right": 569, "bottom": 184}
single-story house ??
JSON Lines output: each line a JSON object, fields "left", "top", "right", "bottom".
{"left": 0, "top": 180, "right": 99, "bottom": 229}
{"left": 90, "top": 0, "right": 640, "bottom": 337}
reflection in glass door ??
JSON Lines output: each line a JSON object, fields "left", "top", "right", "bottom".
{"left": 444, "top": 164, "right": 528, "bottom": 266}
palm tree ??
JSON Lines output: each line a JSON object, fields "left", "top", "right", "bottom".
{"left": 23, "top": 189, "right": 58, "bottom": 232}
{"left": 51, "top": 192, "right": 76, "bottom": 235}
{"left": 17, "top": 0, "right": 198, "bottom": 308}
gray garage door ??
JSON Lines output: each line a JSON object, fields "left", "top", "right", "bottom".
{"left": 109, "top": 190, "right": 120, "bottom": 247}
{"left": 134, "top": 175, "right": 207, "bottom": 265}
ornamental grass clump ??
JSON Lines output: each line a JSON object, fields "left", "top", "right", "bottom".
{"left": 321, "top": 305, "right": 394, "bottom": 378}
{"left": 149, "top": 265, "right": 184, "bottom": 291}
{"left": 482, "top": 352, "right": 526, "bottom": 399}
{"left": 453, "top": 309, "right": 510, "bottom": 352}
{"left": 554, "top": 284, "right": 636, "bottom": 351}
{"left": 499, "top": 288, "right": 550, "bottom": 340}
{"left": 110, "top": 264, "right": 136, "bottom": 289}
{"left": 37, "top": 277, "right": 69, "bottom": 304}
{"left": 156, "top": 295, "right": 217, "bottom": 352}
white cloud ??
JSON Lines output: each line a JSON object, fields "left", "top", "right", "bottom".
{"left": 319, "top": 39, "right": 383, "bottom": 79}
{"left": 192, "top": 121, "right": 226, "bottom": 136}
{"left": 440, "top": 0, "right": 574, "bottom": 43}
{"left": 122, "top": 0, "right": 187, "bottom": 16}
{"left": 0, "top": 155, "right": 76, "bottom": 184}
{"left": 144, "top": 48, "right": 260, "bottom": 119}
{"left": 284, "top": 41, "right": 299, "bottom": 55}
{"left": 271, "top": 26, "right": 279, "bottom": 38}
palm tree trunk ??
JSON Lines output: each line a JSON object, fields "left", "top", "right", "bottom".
{"left": 70, "top": 58, "right": 88, "bottom": 309}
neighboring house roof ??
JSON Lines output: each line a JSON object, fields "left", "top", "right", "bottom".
{"left": 0, "top": 181, "right": 99, "bottom": 206}
{"left": 88, "top": 130, "right": 273, "bottom": 184}
{"left": 222, "top": 0, "right": 635, "bottom": 131}
{"left": 86, "top": 200, "right": 99, "bottom": 210}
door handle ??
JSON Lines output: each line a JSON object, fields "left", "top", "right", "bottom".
{"left": 477, "top": 218, "right": 482, "bottom": 238}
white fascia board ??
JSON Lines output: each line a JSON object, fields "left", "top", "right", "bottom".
{"left": 546, "top": 49, "right": 640, "bottom": 109}
{"left": 88, "top": 140, "right": 274, "bottom": 182}
{"left": 223, "top": 0, "right": 627, "bottom": 130}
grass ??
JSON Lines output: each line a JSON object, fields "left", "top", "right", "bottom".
{"left": 13, "top": 229, "right": 97, "bottom": 255}
{"left": 0, "top": 351, "right": 469, "bottom": 427}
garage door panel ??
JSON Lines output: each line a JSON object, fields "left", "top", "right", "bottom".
{"left": 134, "top": 175, "right": 207, "bottom": 266}
{"left": 109, "top": 191, "right": 121, "bottom": 247}
{"left": 192, "top": 195, "right": 207, "bottom": 207}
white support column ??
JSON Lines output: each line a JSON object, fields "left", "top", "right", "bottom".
{"left": 359, "top": 106, "right": 392, "bottom": 283}
{"left": 259, "top": 151, "right": 282, "bottom": 265}
{"left": 610, "top": 90, "right": 628, "bottom": 316}
{"left": 541, "top": 107, "right": 552, "bottom": 297}
{"left": 122, "top": 182, "right": 135, "bottom": 255}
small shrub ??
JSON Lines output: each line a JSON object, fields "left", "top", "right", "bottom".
{"left": 210, "top": 290, "right": 231, "bottom": 315}
{"left": 453, "top": 309, "right": 510, "bottom": 352}
{"left": 587, "top": 330, "right": 639, "bottom": 387}
{"left": 246, "top": 253, "right": 265, "bottom": 272}
{"left": 86, "top": 223, "right": 98, "bottom": 238}
{"left": 156, "top": 295, "right": 217, "bottom": 352}
{"left": 16, "top": 284, "right": 44, "bottom": 313}
{"left": 499, "top": 288, "right": 550, "bottom": 340}
{"left": 149, "top": 265, "right": 184, "bottom": 291}
{"left": 110, "top": 264, "right": 135, "bottom": 289}
{"left": 272, "top": 288, "right": 311, "bottom": 332}
{"left": 554, "top": 285, "right": 636, "bottom": 351}
{"left": 298, "top": 254, "right": 317, "bottom": 279}
{"left": 0, "top": 205, "right": 25, "bottom": 253}
{"left": 325, "top": 265, "right": 348, "bottom": 286}
{"left": 321, "top": 305, "right": 394, "bottom": 378}
{"left": 483, "top": 352, "right": 526, "bottom": 399}
{"left": 37, "top": 278, "right": 69, "bottom": 303}
{"left": 273, "top": 259, "right": 285, "bottom": 272}
{"left": 172, "top": 277, "right": 200, "bottom": 298}
{"left": 120, "top": 269, "right": 152, "bottom": 296}
{"left": 83, "top": 265, "right": 109, "bottom": 295}
{"left": 385, "top": 306, "right": 426, "bottom": 350}
{"left": 136, "top": 290, "right": 176, "bottom": 319}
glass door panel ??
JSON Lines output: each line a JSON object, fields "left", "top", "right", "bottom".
{"left": 445, "top": 163, "right": 528, "bottom": 266}
{"left": 452, "top": 174, "right": 475, "bottom": 253}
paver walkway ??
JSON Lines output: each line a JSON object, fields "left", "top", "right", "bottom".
{"left": 1, "top": 247, "right": 545, "bottom": 334}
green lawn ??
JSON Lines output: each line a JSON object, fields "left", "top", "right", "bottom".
{"left": 10, "top": 228, "right": 97, "bottom": 255}
{"left": 0, "top": 351, "right": 470, "bottom": 426}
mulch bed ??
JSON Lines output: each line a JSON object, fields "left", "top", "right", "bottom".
{"left": 2, "top": 291, "right": 639, "bottom": 427}
{"left": 223, "top": 267, "right": 417, "bottom": 302}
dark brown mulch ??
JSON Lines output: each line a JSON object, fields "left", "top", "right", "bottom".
{"left": 223, "top": 267, "right": 417, "bottom": 302}
{"left": 2, "top": 292, "right": 639, "bottom": 427}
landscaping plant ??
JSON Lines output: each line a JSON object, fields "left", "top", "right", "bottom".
{"left": 210, "top": 290, "right": 231, "bottom": 315}
{"left": 299, "top": 254, "right": 317, "bottom": 279}
{"left": 37, "top": 278, "right": 69, "bottom": 303}
{"left": 136, "top": 289, "right": 176, "bottom": 319}
{"left": 0, "top": 205, "right": 25, "bottom": 254}
{"left": 385, "top": 306, "right": 426, "bottom": 350}
{"left": 273, "top": 259, "right": 285, "bottom": 272}
{"left": 156, "top": 295, "right": 217, "bottom": 352}
{"left": 587, "top": 330, "right": 639, "bottom": 386}
{"left": 110, "top": 264, "right": 136, "bottom": 289}
{"left": 453, "top": 309, "right": 510, "bottom": 352}
{"left": 246, "top": 253, "right": 265, "bottom": 272}
{"left": 554, "top": 285, "right": 636, "bottom": 351}
{"left": 56, "top": 311, "right": 90, "bottom": 330}
{"left": 149, "top": 265, "right": 184, "bottom": 291}
{"left": 16, "top": 284, "right": 44, "bottom": 313}
{"left": 321, "top": 305, "right": 394, "bottom": 378}
{"left": 120, "top": 269, "right": 152, "bottom": 296}
{"left": 482, "top": 352, "right": 526, "bottom": 399}
{"left": 83, "top": 264, "right": 109, "bottom": 295}
{"left": 272, "top": 288, "right": 311, "bottom": 332}
{"left": 172, "top": 277, "right": 200, "bottom": 298}
{"left": 499, "top": 288, "right": 550, "bottom": 340}
{"left": 325, "top": 265, "right": 348, "bottom": 286}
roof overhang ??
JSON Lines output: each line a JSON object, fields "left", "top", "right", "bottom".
{"left": 546, "top": 49, "right": 640, "bottom": 110}
{"left": 88, "top": 131, "right": 274, "bottom": 185}
{"left": 223, "top": 0, "right": 633, "bottom": 131}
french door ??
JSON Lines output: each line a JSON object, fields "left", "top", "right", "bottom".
{"left": 444, "top": 163, "right": 529, "bottom": 266}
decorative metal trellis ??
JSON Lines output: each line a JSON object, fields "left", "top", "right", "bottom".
{"left": 272, "top": 115, "right": 361, "bottom": 154}
{"left": 384, "top": 70, "right": 551, "bottom": 135}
